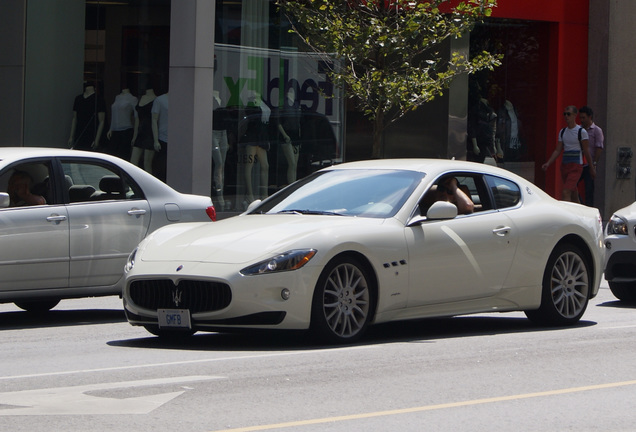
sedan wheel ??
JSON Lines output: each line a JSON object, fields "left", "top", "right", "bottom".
{"left": 311, "top": 257, "right": 374, "bottom": 344}
{"left": 525, "top": 244, "right": 590, "bottom": 325}
{"left": 15, "top": 300, "right": 60, "bottom": 313}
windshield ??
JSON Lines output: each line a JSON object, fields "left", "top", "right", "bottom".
{"left": 252, "top": 169, "right": 425, "bottom": 218}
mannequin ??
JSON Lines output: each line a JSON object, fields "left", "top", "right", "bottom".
{"left": 151, "top": 92, "right": 169, "bottom": 182}
{"left": 212, "top": 90, "right": 229, "bottom": 210}
{"left": 131, "top": 88, "right": 157, "bottom": 174}
{"left": 497, "top": 100, "right": 521, "bottom": 162}
{"left": 68, "top": 82, "right": 106, "bottom": 150}
{"left": 242, "top": 92, "right": 270, "bottom": 204}
{"left": 467, "top": 93, "right": 498, "bottom": 164}
{"left": 107, "top": 88, "right": 137, "bottom": 160}
{"left": 278, "top": 87, "right": 302, "bottom": 184}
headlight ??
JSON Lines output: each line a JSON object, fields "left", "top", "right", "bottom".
{"left": 124, "top": 248, "right": 137, "bottom": 273}
{"left": 607, "top": 215, "right": 629, "bottom": 236}
{"left": 240, "top": 249, "right": 317, "bottom": 276}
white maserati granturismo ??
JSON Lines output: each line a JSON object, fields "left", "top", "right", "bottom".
{"left": 123, "top": 159, "right": 604, "bottom": 343}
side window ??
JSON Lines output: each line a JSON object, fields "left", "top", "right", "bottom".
{"left": 417, "top": 172, "right": 491, "bottom": 217}
{"left": 486, "top": 175, "right": 521, "bottom": 209}
{"left": 0, "top": 162, "right": 54, "bottom": 207}
{"left": 61, "top": 161, "right": 143, "bottom": 203}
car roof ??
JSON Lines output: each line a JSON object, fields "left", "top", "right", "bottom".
{"left": 0, "top": 147, "right": 108, "bottom": 163}
{"left": 321, "top": 158, "right": 516, "bottom": 178}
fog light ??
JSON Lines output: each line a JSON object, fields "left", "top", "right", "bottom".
{"left": 605, "top": 241, "right": 612, "bottom": 250}
{"left": 281, "top": 288, "right": 291, "bottom": 300}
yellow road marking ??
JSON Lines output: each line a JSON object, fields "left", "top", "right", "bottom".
{"left": 212, "top": 379, "right": 636, "bottom": 431}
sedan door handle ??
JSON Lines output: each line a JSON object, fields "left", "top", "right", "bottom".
{"left": 46, "top": 214, "right": 67, "bottom": 223}
{"left": 492, "top": 226, "right": 511, "bottom": 236}
{"left": 127, "top": 208, "right": 147, "bottom": 216}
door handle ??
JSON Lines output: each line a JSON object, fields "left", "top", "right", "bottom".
{"left": 492, "top": 226, "right": 511, "bottom": 236}
{"left": 127, "top": 208, "right": 147, "bottom": 216}
{"left": 46, "top": 214, "right": 67, "bottom": 223}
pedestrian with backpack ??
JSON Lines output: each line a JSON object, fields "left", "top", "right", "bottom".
{"left": 542, "top": 105, "right": 596, "bottom": 203}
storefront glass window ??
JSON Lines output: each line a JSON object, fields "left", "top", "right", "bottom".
{"left": 213, "top": 0, "right": 344, "bottom": 211}
{"left": 468, "top": 19, "right": 550, "bottom": 180}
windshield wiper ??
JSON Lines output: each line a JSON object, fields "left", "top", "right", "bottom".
{"left": 276, "top": 209, "right": 347, "bottom": 216}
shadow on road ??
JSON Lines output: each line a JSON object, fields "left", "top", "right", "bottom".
{"left": 0, "top": 308, "right": 126, "bottom": 330}
{"left": 596, "top": 300, "right": 636, "bottom": 309}
{"left": 109, "top": 314, "right": 597, "bottom": 352}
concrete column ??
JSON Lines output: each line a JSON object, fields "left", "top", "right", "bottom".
{"left": 589, "top": 0, "right": 636, "bottom": 218}
{"left": 0, "top": 0, "right": 26, "bottom": 146}
{"left": 167, "top": 0, "right": 214, "bottom": 196}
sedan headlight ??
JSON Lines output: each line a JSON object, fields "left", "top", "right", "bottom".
{"left": 606, "top": 215, "right": 630, "bottom": 236}
{"left": 240, "top": 249, "right": 317, "bottom": 276}
{"left": 124, "top": 248, "right": 137, "bottom": 273}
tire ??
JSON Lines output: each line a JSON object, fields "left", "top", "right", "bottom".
{"left": 525, "top": 243, "right": 590, "bottom": 326}
{"left": 14, "top": 300, "right": 60, "bottom": 313}
{"left": 143, "top": 325, "right": 196, "bottom": 339}
{"left": 311, "top": 256, "right": 374, "bottom": 344}
{"left": 608, "top": 281, "right": 636, "bottom": 302}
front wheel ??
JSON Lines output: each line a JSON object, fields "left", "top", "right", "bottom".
{"left": 311, "top": 256, "right": 374, "bottom": 344}
{"left": 525, "top": 243, "right": 590, "bottom": 326}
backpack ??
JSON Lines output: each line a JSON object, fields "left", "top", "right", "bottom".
{"left": 560, "top": 127, "right": 583, "bottom": 145}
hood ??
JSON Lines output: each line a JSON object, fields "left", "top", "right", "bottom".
{"left": 140, "top": 214, "right": 385, "bottom": 264}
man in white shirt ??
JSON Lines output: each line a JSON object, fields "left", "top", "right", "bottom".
{"left": 542, "top": 105, "right": 596, "bottom": 203}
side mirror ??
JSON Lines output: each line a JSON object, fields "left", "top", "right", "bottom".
{"left": 245, "top": 199, "right": 262, "bottom": 213}
{"left": 426, "top": 201, "right": 458, "bottom": 220}
{"left": 0, "top": 192, "right": 9, "bottom": 208}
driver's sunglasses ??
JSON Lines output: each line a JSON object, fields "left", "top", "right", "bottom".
{"left": 563, "top": 112, "right": 573, "bottom": 116}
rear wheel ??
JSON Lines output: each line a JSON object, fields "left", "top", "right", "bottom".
{"left": 311, "top": 256, "right": 374, "bottom": 344}
{"left": 525, "top": 243, "right": 590, "bottom": 325}
{"left": 14, "top": 300, "right": 60, "bottom": 313}
{"left": 608, "top": 281, "right": 636, "bottom": 302}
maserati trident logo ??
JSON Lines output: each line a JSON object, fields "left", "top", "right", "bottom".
{"left": 172, "top": 287, "right": 183, "bottom": 307}
{"left": 176, "top": 265, "right": 183, "bottom": 272}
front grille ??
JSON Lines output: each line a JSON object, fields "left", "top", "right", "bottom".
{"left": 129, "top": 279, "right": 232, "bottom": 313}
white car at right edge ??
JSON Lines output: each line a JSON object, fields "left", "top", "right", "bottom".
{"left": 604, "top": 201, "right": 636, "bottom": 301}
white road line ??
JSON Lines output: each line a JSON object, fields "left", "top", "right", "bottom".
{"left": 0, "top": 344, "right": 377, "bottom": 381}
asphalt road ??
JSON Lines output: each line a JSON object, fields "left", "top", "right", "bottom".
{"left": 1, "top": 279, "right": 635, "bottom": 432}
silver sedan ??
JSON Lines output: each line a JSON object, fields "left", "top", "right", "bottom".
{"left": 0, "top": 147, "right": 215, "bottom": 312}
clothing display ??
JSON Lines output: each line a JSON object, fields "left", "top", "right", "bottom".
{"left": 152, "top": 93, "right": 169, "bottom": 143}
{"left": 110, "top": 90, "right": 137, "bottom": 132}
{"left": 72, "top": 92, "right": 106, "bottom": 150}
{"left": 497, "top": 100, "right": 522, "bottom": 161}
{"left": 467, "top": 98, "right": 497, "bottom": 163}
{"left": 134, "top": 102, "right": 155, "bottom": 150}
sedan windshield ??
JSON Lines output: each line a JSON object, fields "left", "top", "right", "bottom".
{"left": 252, "top": 169, "right": 425, "bottom": 218}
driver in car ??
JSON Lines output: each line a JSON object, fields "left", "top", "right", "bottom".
{"left": 7, "top": 170, "right": 46, "bottom": 207}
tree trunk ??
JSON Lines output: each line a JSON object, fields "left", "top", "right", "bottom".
{"left": 371, "top": 110, "right": 384, "bottom": 159}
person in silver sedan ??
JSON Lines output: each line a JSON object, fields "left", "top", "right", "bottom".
{"left": 7, "top": 170, "right": 46, "bottom": 207}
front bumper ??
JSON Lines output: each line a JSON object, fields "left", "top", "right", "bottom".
{"left": 123, "top": 260, "right": 322, "bottom": 331}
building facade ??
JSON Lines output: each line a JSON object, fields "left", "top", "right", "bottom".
{"left": 0, "top": 0, "right": 634, "bottom": 218}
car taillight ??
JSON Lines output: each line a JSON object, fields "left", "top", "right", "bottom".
{"left": 206, "top": 206, "right": 217, "bottom": 221}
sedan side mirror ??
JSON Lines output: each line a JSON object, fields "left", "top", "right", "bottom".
{"left": 0, "top": 192, "right": 9, "bottom": 208}
{"left": 426, "top": 201, "right": 458, "bottom": 220}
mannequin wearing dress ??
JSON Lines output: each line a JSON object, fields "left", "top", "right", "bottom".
{"left": 131, "top": 89, "right": 157, "bottom": 174}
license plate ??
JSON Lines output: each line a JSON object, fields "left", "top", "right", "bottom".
{"left": 158, "top": 309, "right": 191, "bottom": 329}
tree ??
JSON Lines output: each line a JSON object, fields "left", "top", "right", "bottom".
{"left": 277, "top": 0, "right": 502, "bottom": 158}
